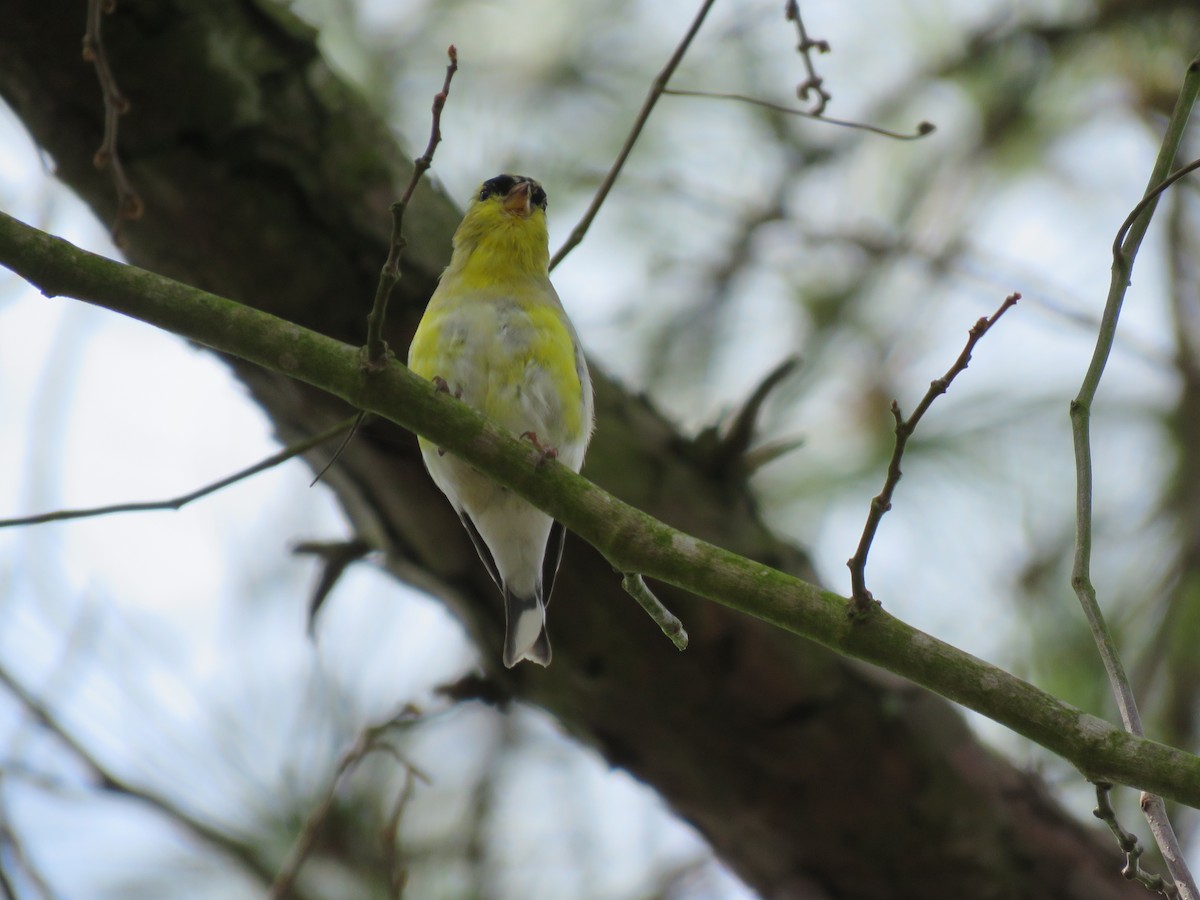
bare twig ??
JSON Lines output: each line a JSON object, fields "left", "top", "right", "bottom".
{"left": 721, "top": 356, "right": 798, "bottom": 456}
{"left": 81, "top": 0, "right": 142, "bottom": 244}
{"left": 1093, "top": 783, "right": 1179, "bottom": 898}
{"left": 662, "top": 88, "right": 934, "bottom": 141}
{"left": 847, "top": 293, "right": 1019, "bottom": 615}
{"left": 1144, "top": 792, "right": 1193, "bottom": 898}
{"left": 292, "top": 538, "right": 373, "bottom": 635}
{"left": 741, "top": 437, "right": 805, "bottom": 473}
{"left": 309, "top": 410, "right": 369, "bottom": 486}
{"left": 364, "top": 46, "right": 458, "bottom": 366}
{"left": 621, "top": 574, "right": 688, "bottom": 650}
{"left": 380, "top": 764, "right": 421, "bottom": 898}
{"left": 1113, "top": 157, "right": 1200, "bottom": 262}
{"left": 1070, "top": 54, "right": 1200, "bottom": 900}
{"left": 699, "top": 356, "right": 799, "bottom": 477}
{"left": 665, "top": 4, "right": 931, "bottom": 142}
{"left": 784, "top": 0, "right": 831, "bottom": 116}
{"left": 267, "top": 706, "right": 426, "bottom": 900}
{"left": 0, "top": 415, "right": 357, "bottom": 529}
{"left": 549, "top": 0, "right": 719, "bottom": 271}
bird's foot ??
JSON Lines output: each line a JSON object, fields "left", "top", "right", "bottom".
{"left": 430, "top": 377, "right": 454, "bottom": 456}
{"left": 520, "top": 431, "right": 559, "bottom": 466}
{"left": 432, "top": 376, "right": 461, "bottom": 454}
{"left": 431, "top": 376, "right": 462, "bottom": 399}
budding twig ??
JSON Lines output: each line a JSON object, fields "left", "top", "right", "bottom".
{"left": 82, "top": 0, "right": 142, "bottom": 244}
{"left": 662, "top": 88, "right": 934, "bottom": 141}
{"left": 364, "top": 46, "right": 459, "bottom": 366}
{"left": 847, "top": 293, "right": 1019, "bottom": 615}
{"left": 784, "top": 0, "right": 832, "bottom": 116}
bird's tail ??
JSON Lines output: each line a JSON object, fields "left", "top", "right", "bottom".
{"left": 503, "top": 589, "right": 551, "bottom": 668}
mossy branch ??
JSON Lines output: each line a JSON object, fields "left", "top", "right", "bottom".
{"left": 3, "top": 209, "right": 1200, "bottom": 808}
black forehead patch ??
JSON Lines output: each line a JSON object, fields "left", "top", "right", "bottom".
{"left": 479, "top": 174, "right": 548, "bottom": 210}
{"left": 480, "top": 174, "right": 517, "bottom": 200}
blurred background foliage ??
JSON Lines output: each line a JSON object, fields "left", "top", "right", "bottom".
{"left": 2, "top": 0, "right": 1199, "bottom": 896}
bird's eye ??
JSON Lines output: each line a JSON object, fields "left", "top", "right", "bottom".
{"left": 479, "top": 174, "right": 516, "bottom": 201}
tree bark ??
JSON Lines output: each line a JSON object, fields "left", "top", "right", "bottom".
{"left": 0, "top": 2, "right": 1147, "bottom": 897}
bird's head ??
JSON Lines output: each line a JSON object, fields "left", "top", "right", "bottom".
{"left": 448, "top": 174, "right": 551, "bottom": 278}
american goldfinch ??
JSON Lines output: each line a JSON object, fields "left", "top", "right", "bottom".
{"left": 408, "top": 174, "right": 594, "bottom": 668}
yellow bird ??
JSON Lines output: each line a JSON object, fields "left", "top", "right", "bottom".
{"left": 408, "top": 174, "right": 594, "bottom": 667}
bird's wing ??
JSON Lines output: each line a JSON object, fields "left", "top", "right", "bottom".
{"left": 541, "top": 520, "right": 567, "bottom": 608}
{"left": 459, "top": 510, "right": 502, "bottom": 592}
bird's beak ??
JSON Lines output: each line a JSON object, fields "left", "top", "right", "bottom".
{"left": 502, "top": 181, "right": 532, "bottom": 217}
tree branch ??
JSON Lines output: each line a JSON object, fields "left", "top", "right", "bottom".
{"left": 3, "top": 210, "right": 1200, "bottom": 809}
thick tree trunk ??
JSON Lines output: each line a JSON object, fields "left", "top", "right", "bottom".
{"left": 0, "top": 2, "right": 1144, "bottom": 896}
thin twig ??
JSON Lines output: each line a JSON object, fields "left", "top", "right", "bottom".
{"left": 847, "top": 293, "right": 1019, "bottom": 615}
{"left": 1070, "top": 54, "right": 1200, "bottom": 900}
{"left": 293, "top": 538, "right": 373, "bottom": 635}
{"left": 267, "top": 706, "right": 425, "bottom": 900}
{"left": 549, "top": 0, "right": 719, "bottom": 271}
{"left": 662, "top": 88, "right": 935, "bottom": 141}
{"left": 701, "top": 356, "right": 799, "bottom": 476}
{"left": 1144, "top": 792, "right": 1194, "bottom": 898}
{"left": 0, "top": 416, "right": 357, "bottom": 529}
{"left": 380, "top": 765, "right": 420, "bottom": 898}
{"left": 309, "top": 410, "right": 369, "bottom": 486}
{"left": 81, "top": 0, "right": 142, "bottom": 245}
{"left": 741, "top": 437, "right": 805, "bottom": 473}
{"left": 364, "top": 46, "right": 458, "bottom": 366}
{"left": 1112, "top": 157, "right": 1200, "bottom": 262}
{"left": 784, "top": 0, "right": 831, "bottom": 116}
{"left": 1093, "top": 783, "right": 1179, "bottom": 898}
{"left": 720, "top": 356, "right": 799, "bottom": 457}
{"left": 621, "top": 574, "right": 688, "bottom": 650}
